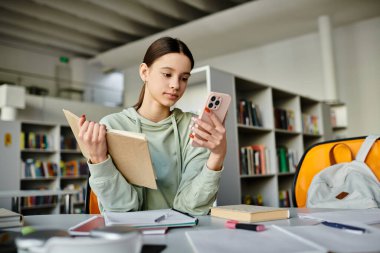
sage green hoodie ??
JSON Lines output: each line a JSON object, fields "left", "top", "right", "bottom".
{"left": 88, "top": 107, "right": 222, "bottom": 215}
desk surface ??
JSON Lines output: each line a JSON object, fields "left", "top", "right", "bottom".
{"left": 20, "top": 208, "right": 322, "bottom": 253}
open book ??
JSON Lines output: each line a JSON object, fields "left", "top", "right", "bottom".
{"left": 63, "top": 109, "right": 157, "bottom": 189}
{"left": 210, "top": 204, "right": 290, "bottom": 222}
{"left": 104, "top": 208, "right": 198, "bottom": 228}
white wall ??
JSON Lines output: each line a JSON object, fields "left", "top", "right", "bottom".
{"left": 197, "top": 33, "right": 325, "bottom": 100}
{"left": 335, "top": 17, "right": 380, "bottom": 136}
{"left": 194, "top": 17, "right": 380, "bottom": 137}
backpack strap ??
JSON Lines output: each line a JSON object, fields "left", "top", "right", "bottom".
{"left": 329, "top": 143, "right": 354, "bottom": 165}
{"left": 356, "top": 135, "right": 380, "bottom": 162}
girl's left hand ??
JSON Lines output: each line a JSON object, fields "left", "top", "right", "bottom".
{"left": 190, "top": 110, "right": 227, "bottom": 170}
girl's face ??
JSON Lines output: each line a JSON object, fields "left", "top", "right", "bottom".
{"left": 140, "top": 53, "right": 192, "bottom": 109}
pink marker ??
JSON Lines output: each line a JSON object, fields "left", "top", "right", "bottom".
{"left": 225, "top": 220, "right": 266, "bottom": 232}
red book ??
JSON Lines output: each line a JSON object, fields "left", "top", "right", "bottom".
{"left": 251, "top": 145, "right": 266, "bottom": 175}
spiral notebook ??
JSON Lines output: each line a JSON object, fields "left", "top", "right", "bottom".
{"left": 104, "top": 208, "right": 198, "bottom": 228}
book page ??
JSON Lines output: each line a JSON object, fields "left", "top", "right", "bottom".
{"left": 108, "top": 129, "right": 146, "bottom": 140}
{"left": 104, "top": 209, "right": 197, "bottom": 228}
{"left": 277, "top": 223, "right": 380, "bottom": 253}
{"left": 213, "top": 205, "right": 289, "bottom": 213}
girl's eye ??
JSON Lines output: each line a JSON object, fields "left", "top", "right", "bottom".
{"left": 182, "top": 76, "right": 189, "bottom": 81}
{"left": 162, "top": 73, "right": 171, "bottom": 78}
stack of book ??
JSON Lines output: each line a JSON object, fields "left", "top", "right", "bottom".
{"left": 0, "top": 208, "right": 23, "bottom": 228}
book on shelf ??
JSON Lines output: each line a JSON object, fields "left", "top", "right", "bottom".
{"left": 274, "top": 108, "right": 295, "bottom": 131}
{"left": 302, "top": 113, "right": 319, "bottom": 135}
{"left": 21, "top": 159, "right": 58, "bottom": 178}
{"left": 240, "top": 145, "right": 270, "bottom": 176}
{"left": 277, "top": 146, "right": 289, "bottom": 173}
{"left": 210, "top": 204, "right": 289, "bottom": 222}
{"left": 63, "top": 109, "right": 157, "bottom": 189}
{"left": 0, "top": 208, "right": 24, "bottom": 228}
{"left": 237, "top": 99, "right": 263, "bottom": 127}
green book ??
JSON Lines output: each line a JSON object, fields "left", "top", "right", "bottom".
{"left": 278, "top": 147, "right": 289, "bottom": 173}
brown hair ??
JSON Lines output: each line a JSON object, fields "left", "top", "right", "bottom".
{"left": 133, "top": 37, "right": 194, "bottom": 110}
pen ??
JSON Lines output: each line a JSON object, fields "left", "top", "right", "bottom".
{"left": 171, "top": 208, "right": 196, "bottom": 219}
{"left": 154, "top": 213, "right": 169, "bottom": 223}
{"left": 321, "top": 221, "right": 366, "bottom": 234}
{"left": 225, "top": 220, "right": 266, "bottom": 232}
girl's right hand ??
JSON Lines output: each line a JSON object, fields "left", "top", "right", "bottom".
{"left": 78, "top": 115, "right": 108, "bottom": 164}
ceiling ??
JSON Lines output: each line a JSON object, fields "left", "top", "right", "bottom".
{"left": 0, "top": 0, "right": 253, "bottom": 58}
{"left": 92, "top": 0, "right": 380, "bottom": 70}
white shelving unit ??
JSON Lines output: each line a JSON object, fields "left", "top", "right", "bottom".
{"left": 178, "top": 66, "right": 333, "bottom": 207}
{"left": 17, "top": 121, "right": 88, "bottom": 215}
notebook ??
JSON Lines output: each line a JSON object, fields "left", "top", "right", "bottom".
{"left": 104, "top": 208, "right": 198, "bottom": 228}
{"left": 68, "top": 215, "right": 105, "bottom": 236}
{"left": 69, "top": 215, "right": 169, "bottom": 236}
{"left": 63, "top": 109, "right": 157, "bottom": 189}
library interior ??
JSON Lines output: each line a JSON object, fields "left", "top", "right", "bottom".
{"left": 1, "top": 0, "right": 380, "bottom": 252}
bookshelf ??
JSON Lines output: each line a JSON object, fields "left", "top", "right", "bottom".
{"left": 0, "top": 95, "right": 122, "bottom": 214}
{"left": 178, "top": 66, "right": 333, "bottom": 207}
{"left": 329, "top": 103, "right": 348, "bottom": 139}
{"left": 7, "top": 121, "right": 88, "bottom": 215}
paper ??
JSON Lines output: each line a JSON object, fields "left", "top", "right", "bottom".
{"left": 185, "top": 226, "right": 326, "bottom": 253}
{"left": 104, "top": 209, "right": 198, "bottom": 228}
{"left": 278, "top": 223, "right": 380, "bottom": 253}
{"left": 298, "top": 208, "right": 380, "bottom": 224}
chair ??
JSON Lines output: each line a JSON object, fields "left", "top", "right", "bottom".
{"left": 292, "top": 136, "right": 380, "bottom": 208}
{"left": 85, "top": 172, "right": 100, "bottom": 214}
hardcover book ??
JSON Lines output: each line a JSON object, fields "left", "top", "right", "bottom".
{"left": 63, "top": 109, "right": 157, "bottom": 189}
{"left": 0, "top": 208, "right": 24, "bottom": 228}
{"left": 210, "top": 204, "right": 289, "bottom": 222}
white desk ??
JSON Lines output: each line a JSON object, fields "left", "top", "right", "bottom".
{"left": 9, "top": 209, "right": 380, "bottom": 253}
{"left": 0, "top": 189, "right": 80, "bottom": 214}
{"left": 18, "top": 209, "right": 316, "bottom": 253}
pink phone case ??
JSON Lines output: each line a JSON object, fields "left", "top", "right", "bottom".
{"left": 191, "top": 92, "right": 231, "bottom": 147}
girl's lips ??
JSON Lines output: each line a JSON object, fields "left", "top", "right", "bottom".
{"left": 164, "top": 93, "right": 179, "bottom": 100}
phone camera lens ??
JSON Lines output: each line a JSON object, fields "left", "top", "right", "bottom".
{"left": 208, "top": 103, "right": 214, "bottom": 109}
{"left": 215, "top": 100, "right": 220, "bottom": 106}
{"left": 210, "top": 96, "right": 216, "bottom": 102}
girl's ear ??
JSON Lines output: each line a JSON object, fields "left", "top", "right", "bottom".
{"left": 139, "top": 63, "right": 149, "bottom": 82}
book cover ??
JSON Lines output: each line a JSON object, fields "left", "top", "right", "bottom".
{"left": 251, "top": 145, "right": 266, "bottom": 175}
{"left": 210, "top": 204, "right": 289, "bottom": 222}
{"left": 62, "top": 109, "right": 157, "bottom": 189}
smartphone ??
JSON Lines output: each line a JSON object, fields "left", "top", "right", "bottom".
{"left": 191, "top": 92, "right": 231, "bottom": 147}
